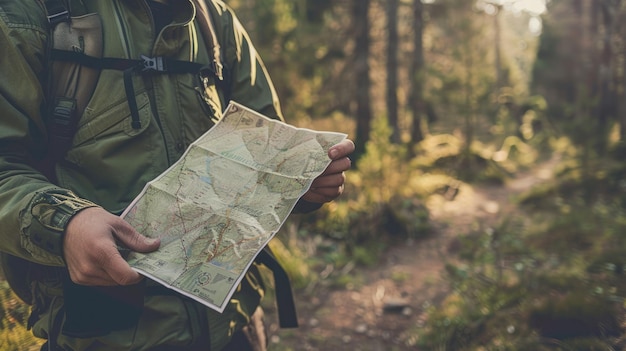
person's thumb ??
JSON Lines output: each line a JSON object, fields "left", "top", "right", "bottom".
{"left": 113, "top": 219, "right": 161, "bottom": 253}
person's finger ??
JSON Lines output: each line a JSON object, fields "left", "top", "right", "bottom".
{"left": 311, "top": 172, "right": 346, "bottom": 189}
{"left": 99, "top": 247, "right": 144, "bottom": 285}
{"left": 321, "top": 157, "right": 351, "bottom": 176}
{"left": 301, "top": 191, "right": 329, "bottom": 204}
{"left": 111, "top": 218, "right": 160, "bottom": 253}
{"left": 302, "top": 187, "right": 343, "bottom": 203}
{"left": 309, "top": 184, "right": 344, "bottom": 198}
{"left": 328, "top": 139, "right": 355, "bottom": 160}
{"left": 303, "top": 177, "right": 346, "bottom": 202}
{"left": 64, "top": 207, "right": 158, "bottom": 286}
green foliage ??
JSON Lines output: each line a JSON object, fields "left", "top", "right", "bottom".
{"left": 520, "top": 139, "right": 626, "bottom": 210}
{"left": 416, "top": 275, "right": 533, "bottom": 350}
{"left": 313, "top": 117, "right": 432, "bottom": 246}
{"left": 531, "top": 1, "right": 624, "bottom": 158}
{"left": 228, "top": 0, "right": 351, "bottom": 124}
{"left": 0, "top": 281, "right": 42, "bottom": 351}
{"left": 414, "top": 169, "right": 626, "bottom": 350}
{"left": 412, "top": 133, "right": 521, "bottom": 183}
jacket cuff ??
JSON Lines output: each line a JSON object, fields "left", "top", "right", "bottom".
{"left": 27, "top": 190, "right": 99, "bottom": 257}
{"left": 292, "top": 198, "right": 323, "bottom": 214}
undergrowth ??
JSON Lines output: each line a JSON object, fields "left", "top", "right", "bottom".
{"left": 413, "top": 145, "right": 626, "bottom": 350}
{"left": 0, "top": 280, "right": 42, "bottom": 351}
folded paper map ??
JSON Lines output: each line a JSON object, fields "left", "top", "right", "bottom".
{"left": 122, "top": 101, "right": 347, "bottom": 312}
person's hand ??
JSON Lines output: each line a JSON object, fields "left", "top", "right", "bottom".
{"left": 63, "top": 207, "right": 161, "bottom": 286}
{"left": 302, "top": 139, "right": 355, "bottom": 204}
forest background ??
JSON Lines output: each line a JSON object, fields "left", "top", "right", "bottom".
{"left": 3, "top": 0, "right": 626, "bottom": 350}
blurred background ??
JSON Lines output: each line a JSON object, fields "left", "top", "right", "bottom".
{"left": 4, "top": 0, "right": 626, "bottom": 350}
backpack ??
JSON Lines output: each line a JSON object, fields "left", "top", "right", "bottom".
{"left": 41, "top": 0, "right": 228, "bottom": 180}
{"left": 2, "top": 0, "right": 297, "bottom": 330}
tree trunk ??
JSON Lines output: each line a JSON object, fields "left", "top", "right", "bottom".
{"left": 353, "top": 0, "right": 372, "bottom": 162}
{"left": 621, "top": 5, "right": 626, "bottom": 141}
{"left": 493, "top": 5, "right": 502, "bottom": 95}
{"left": 387, "top": 0, "right": 400, "bottom": 144}
{"left": 409, "top": 0, "right": 425, "bottom": 151}
{"left": 595, "top": 0, "right": 621, "bottom": 152}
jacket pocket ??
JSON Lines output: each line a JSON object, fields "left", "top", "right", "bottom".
{"left": 72, "top": 92, "right": 151, "bottom": 147}
{"left": 57, "top": 92, "right": 165, "bottom": 211}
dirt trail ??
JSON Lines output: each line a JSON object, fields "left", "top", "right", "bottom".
{"left": 266, "top": 158, "right": 558, "bottom": 351}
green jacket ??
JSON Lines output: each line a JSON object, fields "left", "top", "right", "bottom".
{"left": 0, "top": 0, "right": 286, "bottom": 349}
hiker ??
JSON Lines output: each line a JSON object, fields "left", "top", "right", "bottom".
{"left": 0, "top": 0, "right": 354, "bottom": 350}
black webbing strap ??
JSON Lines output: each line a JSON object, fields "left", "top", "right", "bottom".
{"left": 256, "top": 248, "right": 299, "bottom": 328}
{"left": 42, "top": 0, "right": 72, "bottom": 182}
{"left": 50, "top": 49, "right": 211, "bottom": 130}
{"left": 48, "top": 96, "right": 77, "bottom": 171}
{"left": 44, "top": 0, "right": 70, "bottom": 26}
{"left": 50, "top": 49, "right": 206, "bottom": 73}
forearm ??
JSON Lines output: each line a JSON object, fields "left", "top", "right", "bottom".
{"left": 0, "top": 176, "right": 97, "bottom": 266}
{"left": 0, "top": 144, "right": 100, "bottom": 266}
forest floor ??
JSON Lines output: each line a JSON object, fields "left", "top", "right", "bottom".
{"left": 264, "top": 157, "right": 559, "bottom": 351}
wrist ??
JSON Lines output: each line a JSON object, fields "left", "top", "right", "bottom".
{"left": 293, "top": 198, "right": 323, "bottom": 214}
{"left": 29, "top": 190, "right": 99, "bottom": 256}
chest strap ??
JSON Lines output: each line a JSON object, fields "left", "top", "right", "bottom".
{"left": 50, "top": 49, "right": 210, "bottom": 129}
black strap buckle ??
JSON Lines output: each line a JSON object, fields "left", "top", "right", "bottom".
{"left": 47, "top": 9, "right": 70, "bottom": 26}
{"left": 141, "top": 55, "right": 165, "bottom": 72}
{"left": 45, "top": 0, "right": 71, "bottom": 26}
{"left": 51, "top": 97, "right": 77, "bottom": 139}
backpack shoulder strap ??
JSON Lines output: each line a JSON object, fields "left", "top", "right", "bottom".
{"left": 40, "top": 0, "right": 102, "bottom": 181}
{"left": 192, "top": 0, "right": 233, "bottom": 106}
{"left": 191, "top": 0, "right": 224, "bottom": 81}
